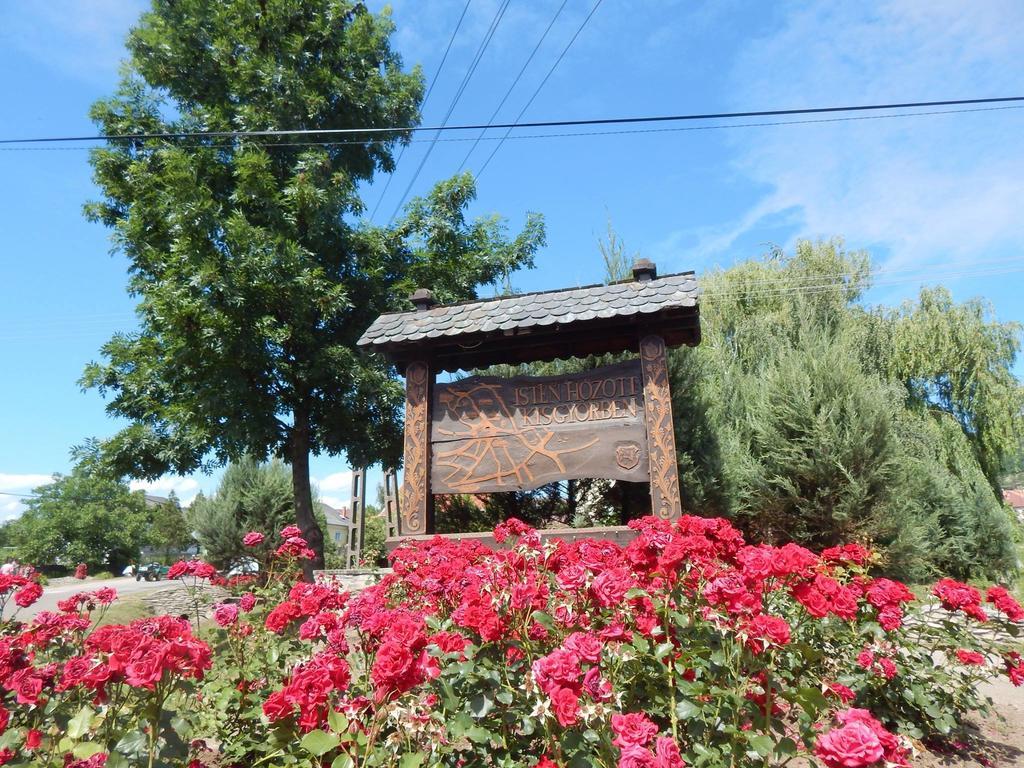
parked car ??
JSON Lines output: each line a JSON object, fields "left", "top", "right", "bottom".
{"left": 225, "top": 557, "right": 259, "bottom": 578}
{"left": 135, "top": 562, "right": 169, "bottom": 582}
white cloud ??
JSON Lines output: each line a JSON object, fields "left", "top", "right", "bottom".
{"left": 313, "top": 471, "right": 353, "bottom": 494}
{"left": 0, "top": 473, "right": 53, "bottom": 492}
{"left": 128, "top": 477, "right": 200, "bottom": 505}
{"left": 0, "top": 1, "right": 145, "bottom": 84}
{"left": 1, "top": 497, "right": 26, "bottom": 522}
{"left": 0, "top": 473, "right": 55, "bottom": 521}
{"left": 319, "top": 496, "right": 349, "bottom": 512}
{"left": 689, "top": 0, "right": 1024, "bottom": 268}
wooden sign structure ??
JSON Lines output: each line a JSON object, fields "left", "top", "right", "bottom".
{"left": 357, "top": 259, "right": 700, "bottom": 541}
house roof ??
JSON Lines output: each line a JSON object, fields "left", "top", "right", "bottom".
{"left": 1003, "top": 489, "right": 1024, "bottom": 508}
{"left": 357, "top": 262, "right": 700, "bottom": 373}
{"left": 319, "top": 502, "right": 350, "bottom": 527}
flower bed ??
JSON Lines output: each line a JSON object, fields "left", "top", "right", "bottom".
{"left": 0, "top": 516, "right": 1021, "bottom": 767}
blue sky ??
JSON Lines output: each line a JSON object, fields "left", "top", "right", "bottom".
{"left": 2, "top": 0, "right": 1023, "bottom": 518}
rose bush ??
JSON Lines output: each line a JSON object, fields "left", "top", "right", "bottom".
{"left": 0, "top": 516, "right": 1021, "bottom": 767}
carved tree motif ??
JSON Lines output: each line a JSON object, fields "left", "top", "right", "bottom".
{"left": 640, "top": 335, "right": 683, "bottom": 520}
{"left": 433, "top": 382, "right": 598, "bottom": 491}
{"left": 401, "top": 361, "right": 430, "bottom": 534}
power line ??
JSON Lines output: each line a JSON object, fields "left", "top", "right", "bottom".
{"left": 3, "top": 96, "right": 1022, "bottom": 146}
{"left": 368, "top": 0, "right": 473, "bottom": 221}
{"left": 386, "top": 0, "right": 513, "bottom": 224}
{"left": 3, "top": 104, "right": 1022, "bottom": 155}
{"left": 476, "top": 0, "right": 604, "bottom": 178}
{"left": 456, "top": 0, "right": 569, "bottom": 173}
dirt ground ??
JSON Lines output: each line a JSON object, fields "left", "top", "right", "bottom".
{"left": 913, "top": 678, "right": 1024, "bottom": 767}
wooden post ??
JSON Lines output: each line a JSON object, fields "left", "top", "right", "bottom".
{"left": 346, "top": 467, "right": 366, "bottom": 568}
{"left": 639, "top": 334, "right": 683, "bottom": 520}
{"left": 401, "top": 360, "right": 434, "bottom": 535}
{"left": 382, "top": 467, "right": 401, "bottom": 539}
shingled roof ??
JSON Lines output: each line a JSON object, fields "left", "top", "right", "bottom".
{"left": 358, "top": 260, "right": 700, "bottom": 373}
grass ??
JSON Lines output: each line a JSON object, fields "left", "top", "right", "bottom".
{"left": 94, "top": 596, "right": 153, "bottom": 626}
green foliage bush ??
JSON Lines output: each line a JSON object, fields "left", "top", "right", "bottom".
{"left": 671, "top": 239, "right": 1024, "bottom": 582}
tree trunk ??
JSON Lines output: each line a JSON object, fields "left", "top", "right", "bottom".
{"left": 289, "top": 402, "right": 325, "bottom": 579}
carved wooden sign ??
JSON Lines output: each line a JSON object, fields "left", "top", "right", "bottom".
{"left": 430, "top": 360, "right": 649, "bottom": 493}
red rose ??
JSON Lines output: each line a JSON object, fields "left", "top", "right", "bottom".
{"left": 933, "top": 578, "right": 983, "bottom": 616}
{"left": 591, "top": 567, "right": 633, "bottom": 608}
{"left": 815, "top": 721, "right": 884, "bottom": 768}
{"left": 564, "top": 632, "right": 603, "bottom": 664}
{"left": 877, "top": 605, "right": 903, "bottom": 631}
{"left": 550, "top": 686, "right": 580, "bottom": 727}
{"left": 582, "top": 666, "right": 613, "bottom": 701}
{"left": 987, "top": 586, "right": 1024, "bottom": 621}
{"left": 25, "top": 729, "right": 42, "bottom": 750}
{"left": 956, "top": 649, "right": 985, "bottom": 666}
{"left": 736, "top": 545, "right": 775, "bottom": 581}
{"left": 865, "top": 578, "right": 914, "bottom": 608}
{"left": 14, "top": 582, "right": 43, "bottom": 608}
{"left": 618, "top": 744, "right": 658, "bottom": 768}
{"left": 654, "top": 736, "right": 686, "bottom": 768}
{"left": 213, "top": 603, "right": 239, "bottom": 627}
{"left": 1006, "top": 653, "right": 1024, "bottom": 686}
{"left": 825, "top": 682, "right": 856, "bottom": 704}
{"left": 611, "top": 712, "right": 659, "bottom": 748}
{"left": 279, "top": 525, "right": 302, "bottom": 539}
{"left": 125, "top": 652, "right": 166, "bottom": 689}
{"left": 743, "top": 614, "right": 791, "bottom": 653}
{"left": 242, "top": 531, "right": 265, "bottom": 547}
{"left": 532, "top": 649, "right": 581, "bottom": 696}
{"left": 772, "top": 543, "right": 818, "bottom": 579}
{"left": 262, "top": 689, "right": 294, "bottom": 722}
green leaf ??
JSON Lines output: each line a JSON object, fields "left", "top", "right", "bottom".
{"left": 113, "top": 731, "right": 148, "bottom": 757}
{"left": 776, "top": 737, "right": 798, "bottom": 756}
{"left": 67, "top": 706, "right": 95, "bottom": 739}
{"left": 400, "top": 755, "right": 426, "bottom": 768}
{"left": 466, "top": 725, "right": 493, "bottom": 744}
{"left": 654, "top": 642, "right": 675, "bottom": 661}
{"left": 531, "top": 611, "right": 555, "bottom": 631}
{"left": 748, "top": 734, "right": 774, "bottom": 758}
{"left": 328, "top": 709, "right": 349, "bottom": 734}
{"left": 469, "top": 693, "right": 494, "bottom": 718}
{"left": 73, "top": 741, "right": 108, "bottom": 759}
{"left": 331, "top": 755, "right": 355, "bottom": 768}
{"left": 301, "top": 729, "right": 341, "bottom": 757}
{"left": 519, "top": 716, "right": 536, "bottom": 736}
{"left": 675, "top": 700, "right": 701, "bottom": 720}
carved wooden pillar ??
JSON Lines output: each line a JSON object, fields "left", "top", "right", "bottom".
{"left": 639, "top": 334, "right": 683, "bottom": 520}
{"left": 382, "top": 467, "right": 401, "bottom": 539}
{"left": 345, "top": 468, "right": 366, "bottom": 568}
{"left": 401, "top": 360, "right": 434, "bottom": 535}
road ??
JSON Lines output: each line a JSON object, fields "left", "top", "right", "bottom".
{"left": 2, "top": 575, "right": 183, "bottom": 621}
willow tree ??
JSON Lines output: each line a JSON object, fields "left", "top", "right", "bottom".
{"left": 669, "top": 239, "right": 1023, "bottom": 581}
{"left": 81, "top": 0, "right": 545, "bottom": 570}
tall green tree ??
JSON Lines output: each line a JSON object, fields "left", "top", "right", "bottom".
{"left": 10, "top": 453, "right": 149, "bottom": 573}
{"left": 147, "top": 492, "right": 192, "bottom": 562}
{"left": 81, "top": 0, "right": 544, "bottom": 570}
{"left": 188, "top": 457, "right": 297, "bottom": 571}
